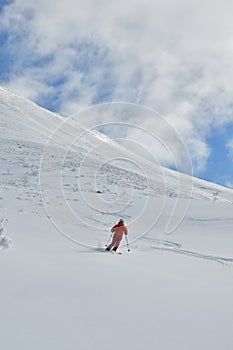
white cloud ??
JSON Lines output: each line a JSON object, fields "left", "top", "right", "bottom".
{"left": 225, "top": 181, "right": 233, "bottom": 189}
{"left": 227, "top": 139, "right": 233, "bottom": 157}
{"left": 1, "top": 0, "right": 233, "bottom": 173}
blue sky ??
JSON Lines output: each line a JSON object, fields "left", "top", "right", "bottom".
{"left": 204, "top": 124, "right": 233, "bottom": 187}
{"left": 1, "top": 0, "right": 233, "bottom": 188}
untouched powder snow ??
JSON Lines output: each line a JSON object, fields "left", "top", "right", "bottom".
{"left": 1, "top": 87, "right": 233, "bottom": 350}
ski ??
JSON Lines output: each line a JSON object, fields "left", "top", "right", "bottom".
{"left": 106, "top": 249, "right": 122, "bottom": 255}
{"left": 113, "top": 251, "right": 122, "bottom": 255}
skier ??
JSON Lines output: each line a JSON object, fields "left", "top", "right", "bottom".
{"left": 106, "top": 219, "right": 128, "bottom": 252}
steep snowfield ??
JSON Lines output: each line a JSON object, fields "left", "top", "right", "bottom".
{"left": 1, "top": 87, "right": 233, "bottom": 350}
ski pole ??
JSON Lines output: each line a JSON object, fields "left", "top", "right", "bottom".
{"left": 125, "top": 235, "right": 130, "bottom": 252}
{"left": 105, "top": 232, "right": 113, "bottom": 247}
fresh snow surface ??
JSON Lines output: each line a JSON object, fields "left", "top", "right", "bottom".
{"left": 1, "top": 86, "right": 233, "bottom": 350}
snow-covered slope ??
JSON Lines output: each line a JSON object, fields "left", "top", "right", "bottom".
{"left": 1, "top": 86, "right": 232, "bottom": 195}
{"left": 1, "top": 87, "right": 233, "bottom": 350}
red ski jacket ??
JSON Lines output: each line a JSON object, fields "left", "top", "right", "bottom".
{"left": 111, "top": 223, "right": 128, "bottom": 239}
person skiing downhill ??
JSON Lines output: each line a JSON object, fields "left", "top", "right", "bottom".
{"left": 106, "top": 219, "right": 128, "bottom": 252}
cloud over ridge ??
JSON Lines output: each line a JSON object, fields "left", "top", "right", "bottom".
{"left": 1, "top": 0, "right": 233, "bottom": 179}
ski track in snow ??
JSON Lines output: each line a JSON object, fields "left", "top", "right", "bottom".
{"left": 150, "top": 246, "right": 233, "bottom": 266}
{"left": 139, "top": 236, "right": 233, "bottom": 266}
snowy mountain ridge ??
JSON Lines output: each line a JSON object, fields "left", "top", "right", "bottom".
{"left": 1, "top": 85, "right": 233, "bottom": 202}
